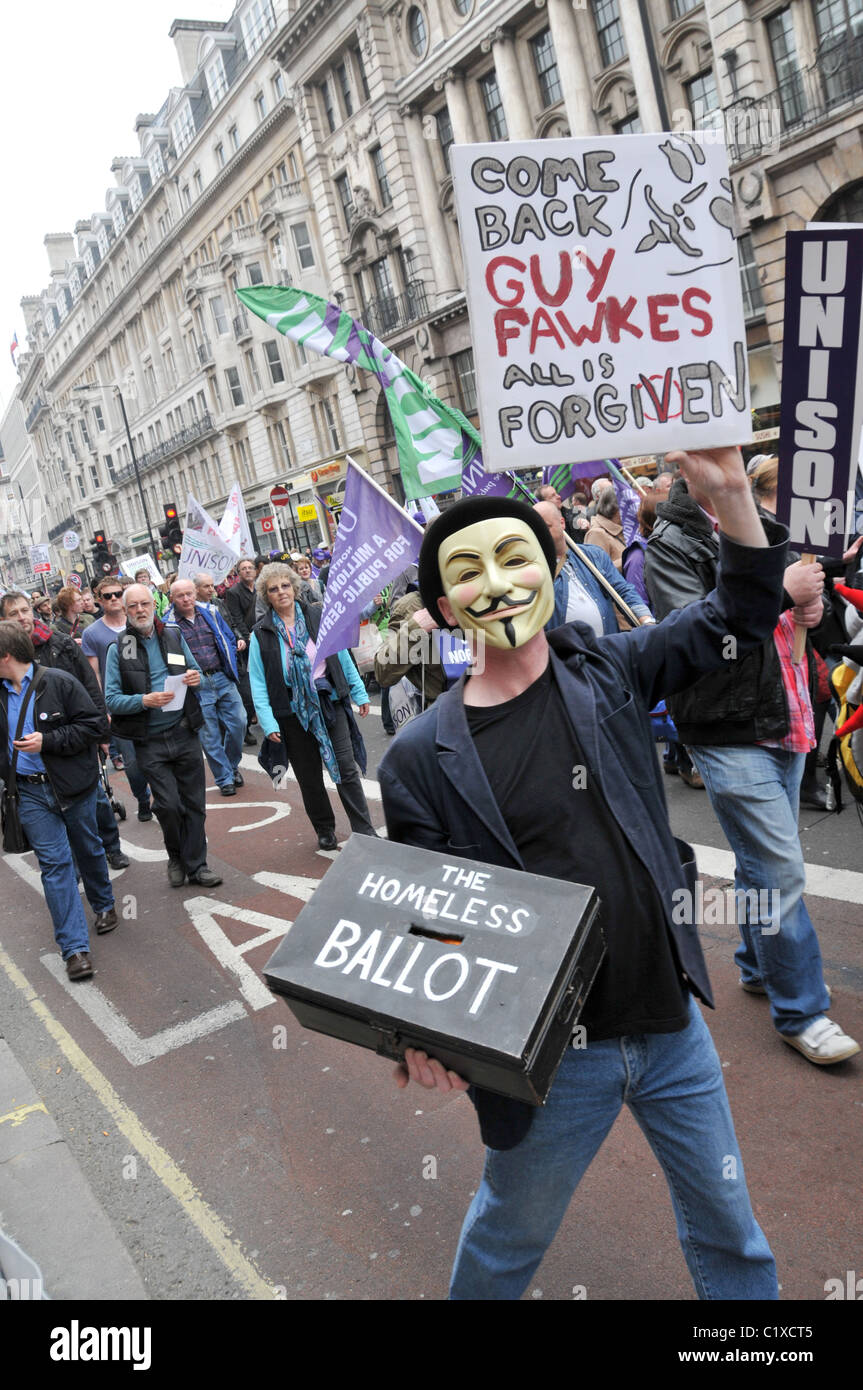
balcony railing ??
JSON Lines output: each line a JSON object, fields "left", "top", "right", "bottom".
{"left": 362, "top": 281, "right": 429, "bottom": 339}
{"left": 114, "top": 412, "right": 217, "bottom": 484}
{"left": 25, "top": 395, "right": 50, "bottom": 432}
{"left": 260, "top": 179, "right": 306, "bottom": 213}
{"left": 48, "top": 513, "right": 77, "bottom": 542}
{"left": 233, "top": 309, "right": 252, "bottom": 341}
{"left": 197, "top": 337, "right": 214, "bottom": 366}
{"left": 725, "top": 33, "right": 863, "bottom": 163}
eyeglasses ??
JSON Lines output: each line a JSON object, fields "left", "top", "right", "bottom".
{"left": 100, "top": 590, "right": 123, "bottom": 600}
{"left": 267, "top": 583, "right": 295, "bottom": 593}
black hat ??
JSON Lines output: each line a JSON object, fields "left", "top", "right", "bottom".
{"left": 418, "top": 496, "right": 557, "bottom": 627}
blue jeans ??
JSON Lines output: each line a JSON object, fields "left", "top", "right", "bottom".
{"left": 688, "top": 744, "right": 829, "bottom": 1035}
{"left": 450, "top": 997, "right": 777, "bottom": 1300}
{"left": 196, "top": 671, "right": 246, "bottom": 789}
{"left": 111, "top": 734, "right": 150, "bottom": 806}
{"left": 17, "top": 781, "right": 114, "bottom": 960}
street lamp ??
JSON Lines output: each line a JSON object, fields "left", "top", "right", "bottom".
{"left": 73, "top": 383, "right": 160, "bottom": 567}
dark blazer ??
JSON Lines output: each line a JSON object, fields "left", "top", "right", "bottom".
{"left": 223, "top": 581, "right": 258, "bottom": 642}
{"left": 379, "top": 529, "right": 789, "bottom": 1151}
{"left": 0, "top": 664, "right": 104, "bottom": 802}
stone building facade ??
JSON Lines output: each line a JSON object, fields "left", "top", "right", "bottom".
{"left": 7, "top": 0, "right": 863, "bottom": 580}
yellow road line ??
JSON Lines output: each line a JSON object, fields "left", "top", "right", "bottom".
{"left": 0, "top": 1101, "right": 48, "bottom": 1128}
{"left": 0, "top": 944, "right": 277, "bottom": 1300}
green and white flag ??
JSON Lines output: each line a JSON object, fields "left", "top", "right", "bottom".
{"left": 237, "top": 285, "right": 479, "bottom": 499}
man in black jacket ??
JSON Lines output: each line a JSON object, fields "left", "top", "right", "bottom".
{"left": 0, "top": 623, "right": 117, "bottom": 980}
{"left": 645, "top": 476, "right": 858, "bottom": 1066}
{"left": 0, "top": 591, "right": 129, "bottom": 869}
{"left": 380, "top": 447, "right": 780, "bottom": 1301}
{"left": 223, "top": 559, "right": 258, "bottom": 745}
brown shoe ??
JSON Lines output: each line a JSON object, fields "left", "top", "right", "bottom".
{"left": 679, "top": 769, "right": 705, "bottom": 789}
{"left": 66, "top": 952, "right": 94, "bottom": 981}
{"left": 94, "top": 908, "right": 118, "bottom": 935}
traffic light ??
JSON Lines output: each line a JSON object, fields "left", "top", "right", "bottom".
{"left": 91, "top": 531, "right": 114, "bottom": 575}
{"left": 161, "top": 502, "right": 183, "bottom": 555}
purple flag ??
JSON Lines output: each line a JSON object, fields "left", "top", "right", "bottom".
{"left": 541, "top": 461, "right": 610, "bottom": 501}
{"left": 460, "top": 455, "right": 523, "bottom": 501}
{"left": 313, "top": 459, "right": 424, "bottom": 665}
{"left": 612, "top": 477, "right": 641, "bottom": 548}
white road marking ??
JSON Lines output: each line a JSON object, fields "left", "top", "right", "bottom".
{"left": 203, "top": 799, "right": 294, "bottom": 831}
{"left": 237, "top": 753, "right": 382, "bottom": 801}
{"left": 119, "top": 839, "right": 167, "bottom": 862}
{"left": 252, "top": 873, "right": 321, "bottom": 902}
{"left": 40, "top": 953, "right": 247, "bottom": 1066}
{"left": 184, "top": 896, "right": 291, "bottom": 1010}
{"left": 692, "top": 843, "right": 863, "bottom": 905}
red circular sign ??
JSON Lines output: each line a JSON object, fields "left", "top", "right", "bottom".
{"left": 270, "top": 485, "right": 290, "bottom": 507}
{"left": 260, "top": 517, "right": 275, "bottom": 532}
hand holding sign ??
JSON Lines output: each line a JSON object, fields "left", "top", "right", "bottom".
{"left": 393, "top": 1048, "right": 470, "bottom": 1094}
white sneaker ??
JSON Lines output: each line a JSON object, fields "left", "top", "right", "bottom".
{"left": 782, "top": 1017, "right": 860, "bottom": 1066}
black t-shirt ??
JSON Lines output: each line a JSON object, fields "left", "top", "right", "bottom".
{"left": 465, "top": 664, "right": 689, "bottom": 1040}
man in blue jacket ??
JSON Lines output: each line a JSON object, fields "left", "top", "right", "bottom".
{"left": 534, "top": 499, "right": 652, "bottom": 634}
{"left": 164, "top": 578, "right": 246, "bottom": 796}
{"left": 378, "top": 445, "right": 783, "bottom": 1301}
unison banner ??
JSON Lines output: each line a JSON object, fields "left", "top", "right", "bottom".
{"left": 776, "top": 226, "right": 863, "bottom": 557}
{"left": 452, "top": 133, "right": 750, "bottom": 471}
{"left": 177, "top": 495, "right": 239, "bottom": 581}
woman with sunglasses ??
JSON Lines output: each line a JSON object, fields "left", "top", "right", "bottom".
{"left": 248, "top": 563, "right": 376, "bottom": 849}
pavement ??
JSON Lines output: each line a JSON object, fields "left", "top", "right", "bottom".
{"left": 0, "top": 703, "right": 860, "bottom": 1303}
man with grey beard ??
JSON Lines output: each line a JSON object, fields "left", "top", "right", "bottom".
{"left": 104, "top": 585, "right": 222, "bottom": 889}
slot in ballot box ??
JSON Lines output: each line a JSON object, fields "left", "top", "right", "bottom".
{"left": 263, "top": 837, "right": 605, "bottom": 1105}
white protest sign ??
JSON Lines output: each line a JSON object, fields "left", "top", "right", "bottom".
{"left": 218, "top": 482, "right": 255, "bottom": 559}
{"left": 452, "top": 133, "right": 751, "bottom": 470}
{"left": 120, "top": 553, "right": 164, "bottom": 585}
{"left": 178, "top": 495, "right": 240, "bottom": 581}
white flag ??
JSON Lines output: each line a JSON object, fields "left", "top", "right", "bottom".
{"left": 178, "top": 495, "right": 239, "bottom": 581}
{"left": 218, "top": 482, "right": 255, "bottom": 559}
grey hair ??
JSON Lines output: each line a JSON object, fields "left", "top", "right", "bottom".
{"left": 256, "top": 562, "right": 301, "bottom": 605}
{"left": 591, "top": 478, "right": 613, "bottom": 501}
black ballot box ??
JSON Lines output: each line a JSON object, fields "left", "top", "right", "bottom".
{"left": 263, "top": 836, "right": 605, "bottom": 1105}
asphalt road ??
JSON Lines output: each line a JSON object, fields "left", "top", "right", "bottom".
{"left": 0, "top": 699, "right": 861, "bottom": 1304}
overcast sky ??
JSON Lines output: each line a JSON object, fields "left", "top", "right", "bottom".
{"left": 0, "top": 1, "right": 232, "bottom": 416}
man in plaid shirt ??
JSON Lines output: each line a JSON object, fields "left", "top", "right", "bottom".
{"left": 645, "top": 467, "right": 858, "bottom": 1067}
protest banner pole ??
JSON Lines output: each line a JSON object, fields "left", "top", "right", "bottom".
{"left": 344, "top": 455, "right": 426, "bottom": 539}
{"left": 509, "top": 475, "right": 640, "bottom": 627}
{"left": 792, "top": 553, "right": 816, "bottom": 663}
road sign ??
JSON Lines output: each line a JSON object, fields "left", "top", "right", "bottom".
{"left": 66, "top": 572, "right": 82, "bottom": 589}
{"left": 29, "top": 544, "right": 51, "bottom": 575}
{"left": 62, "top": 530, "right": 80, "bottom": 551}
{"left": 260, "top": 516, "right": 275, "bottom": 533}
{"left": 297, "top": 503, "right": 317, "bottom": 523}
{"left": 270, "top": 485, "right": 290, "bottom": 508}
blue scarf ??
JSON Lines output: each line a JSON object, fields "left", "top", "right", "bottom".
{"left": 273, "top": 607, "right": 340, "bottom": 783}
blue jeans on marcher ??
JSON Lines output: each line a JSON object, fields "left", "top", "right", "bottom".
{"left": 111, "top": 734, "right": 150, "bottom": 806}
{"left": 688, "top": 744, "right": 830, "bottom": 1035}
{"left": 17, "top": 781, "right": 114, "bottom": 960}
{"left": 196, "top": 670, "right": 246, "bottom": 789}
{"left": 450, "top": 997, "right": 777, "bottom": 1300}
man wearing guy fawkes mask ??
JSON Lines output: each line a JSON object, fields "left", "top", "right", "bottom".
{"left": 379, "top": 452, "right": 785, "bottom": 1301}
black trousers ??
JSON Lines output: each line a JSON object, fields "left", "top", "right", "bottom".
{"left": 278, "top": 703, "right": 376, "bottom": 838}
{"left": 135, "top": 723, "right": 207, "bottom": 874}
{"left": 236, "top": 652, "right": 256, "bottom": 728}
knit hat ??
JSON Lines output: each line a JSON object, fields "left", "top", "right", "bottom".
{"left": 418, "top": 497, "right": 556, "bottom": 627}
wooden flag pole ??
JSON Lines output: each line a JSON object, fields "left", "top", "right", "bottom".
{"left": 792, "top": 552, "right": 815, "bottom": 663}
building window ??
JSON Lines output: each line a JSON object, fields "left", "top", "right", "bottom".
{"left": 247, "top": 261, "right": 264, "bottom": 285}
{"left": 685, "top": 70, "right": 720, "bottom": 129}
{"left": 738, "top": 233, "right": 765, "bottom": 321}
{"left": 225, "top": 367, "right": 244, "bottom": 407}
{"left": 79, "top": 418, "right": 91, "bottom": 450}
{"left": 254, "top": 91, "right": 267, "bottom": 123}
{"left": 435, "top": 106, "right": 454, "bottom": 170}
{"left": 181, "top": 184, "right": 191, "bottom": 209}
{"left": 592, "top": 0, "right": 626, "bottom": 67}
{"left": 206, "top": 53, "right": 228, "bottom": 106}
{"left": 242, "top": 0, "right": 275, "bottom": 57}
{"left": 371, "top": 146, "right": 392, "bottom": 207}
{"left": 211, "top": 295, "right": 229, "bottom": 336}
{"left": 321, "top": 79, "right": 337, "bottom": 133}
{"left": 193, "top": 170, "right": 203, "bottom": 196}
{"left": 215, "top": 141, "right": 225, "bottom": 169}
{"left": 228, "top": 124, "right": 240, "bottom": 152}
{"left": 614, "top": 111, "right": 642, "bottom": 133}
{"left": 291, "top": 222, "right": 315, "bottom": 269}
{"left": 479, "top": 72, "right": 508, "bottom": 141}
{"left": 336, "top": 61, "right": 354, "bottom": 116}
{"left": 670, "top": 0, "right": 700, "bottom": 16}
{"left": 320, "top": 397, "right": 341, "bottom": 450}
{"left": 353, "top": 47, "right": 371, "bottom": 103}
{"left": 245, "top": 349, "right": 262, "bottom": 394}
{"left": 407, "top": 7, "right": 428, "bottom": 57}
{"left": 335, "top": 173, "right": 353, "bottom": 228}
{"left": 172, "top": 100, "right": 195, "bottom": 154}
{"left": 273, "top": 419, "right": 292, "bottom": 465}
{"left": 273, "top": 70, "right": 286, "bottom": 102}
{"left": 93, "top": 403, "right": 105, "bottom": 432}
{"left": 263, "top": 340, "right": 285, "bottom": 383}
{"left": 767, "top": 8, "right": 806, "bottom": 126}
{"left": 452, "top": 348, "right": 477, "bottom": 415}
{"left": 453, "top": 0, "right": 471, "bottom": 14}
{"left": 531, "top": 29, "right": 562, "bottom": 108}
